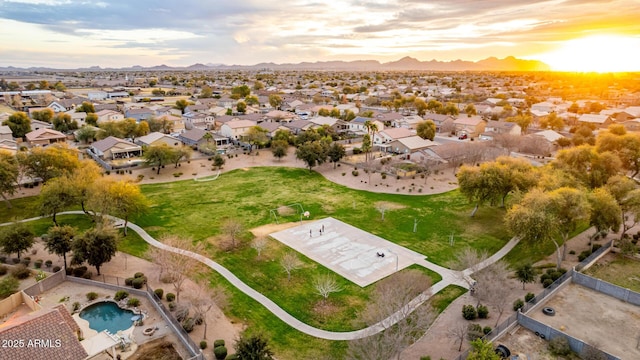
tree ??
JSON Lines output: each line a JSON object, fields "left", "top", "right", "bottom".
{"left": 268, "top": 94, "right": 283, "bottom": 110}
{"left": 347, "top": 270, "right": 433, "bottom": 360}
{"left": 0, "top": 222, "right": 35, "bottom": 260}
{"left": 416, "top": 120, "right": 436, "bottom": 141}
{"left": 244, "top": 126, "right": 268, "bottom": 153}
{"left": 448, "top": 321, "right": 470, "bottom": 352}
{"left": 313, "top": 274, "right": 343, "bottom": 301}
{"left": 149, "top": 236, "right": 203, "bottom": 303}
{"left": 515, "top": 263, "right": 536, "bottom": 290}
{"left": 143, "top": 143, "right": 175, "bottom": 174}
{"left": 280, "top": 252, "right": 302, "bottom": 281}
{"left": 466, "top": 339, "right": 500, "bottom": 360}
{"left": 213, "top": 154, "right": 225, "bottom": 169}
{"left": 77, "top": 101, "right": 95, "bottom": 113}
{"left": 222, "top": 218, "right": 243, "bottom": 249}
{"left": 605, "top": 175, "right": 640, "bottom": 240}
{"left": 245, "top": 95, "right": 259, "bottom": 106}
{"left": 90, "top": 179, "right": 149, "bottom": 236}
{"left": 464, "top": 103, "right": 477, "bottom": 116}
{"left": 237, "top": 101, "right": 247, "bottom": 114}
{"left": 3, "top": 111, "right": 31, "bottom": 138}
{"left": 0, "top": 276, "right": 19, "bottom": 300}
{"left": 39, "top": 176, "right": 77, "bottom": 226}
{"left": 540, "top": 112, "right": 565, "bottom": 131}
{"left": 548, "top": 187, "right": 590, "bottom": 260}
{"left": 251, "top": 237, "right": 268, "bottom": 258}
{"left": 234, "top": 333, "right": 274, "bottom": 360}
{"left": 231, "top": 85, "right": 251, "bottom": 100}
{"left": 414, "top": 98, "right": 427, "bottom": 116}
{"left": 327, "top": 142, "right": 346, "bottom": 168}
{"left": 71, "top": 226, "right": 118, "bottom": 275}
{"left": 363, "top": 120, "right": 379, "bottom": 162}
{"left": 44, "top": 225, "right": 76, "bottom": 271}
{"left": 188, "top": 281, "right": 228, "bottom": 340}
{"left": 270, "top": 139, "right": 288, "bottom": 161}
{"left": 172, "top": 146, "right": 193, "bottom": 168}
{"left": 16, "top": 143, "right": 80, "bottom": 183}
{"left": 31, "top": 108, "right": 54, "bottom": 123}
{"left": 295, "top": 141, "right": 328, "bottom": 171}
{"left": 75, "top": 126, "right": 97, "bottom": 143}
{"left": 588, "top": 188, "right": 621, "bottom": 236}
{"left": 52, "top": 113, "right": 78, "bottom": 133}
{"left": 68, "top": 161, "right": 102, "bottom": 215}
{"left": 505, "top": 114, "right": 532, "bottom": 134}
{"left": 175, "top": 99, "right": 189, "bottom": 114}
{"left": 200, "top": 86, "right": 213, "bottom": 98}
{"left": 473, "top": 261, "right": 512, "bottom": 326}
{"left": 0, "top": 151, "right": 18, "bottom": 208}
{"left": 505, "top": 188, "right": 563, "bottom": 269}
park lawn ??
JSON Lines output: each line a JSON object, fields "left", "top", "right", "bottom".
{"left": 0, "top": 196, "right": 41, "bottom": 222}
{"left": 585, "top": 254, "right": 640, "bottom": 292}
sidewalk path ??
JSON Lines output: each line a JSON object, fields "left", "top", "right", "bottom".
{"left": 2, "top": 212, "right": 518, "bottom": 341}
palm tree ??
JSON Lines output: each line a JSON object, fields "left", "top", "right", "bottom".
{"left": 364, "top": 120, "right": 378, "bottom": 162}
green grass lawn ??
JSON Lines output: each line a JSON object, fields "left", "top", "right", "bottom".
{"left": 585, "top": 254, "right": 640, "bottom": 292}
{"left": 3, "top": 166, "right": 513, "bottom": 359}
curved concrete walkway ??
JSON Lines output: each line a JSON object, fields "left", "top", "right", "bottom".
{"left": 2, "top": 212, "right": 519, "bottom": 341}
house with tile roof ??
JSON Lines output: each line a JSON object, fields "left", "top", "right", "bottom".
{"left": 25, "top": 128, "right": 67, "bottom": 147}
{"left": 453, "top": 116, "right": 486, "bottom": 138}
{"left": 90, "top": 136, "right": 142, "bottom": 160}
{"left": 220, "top": 119, "right": 257, "bottom": 140}
{"left": 135, "top": 132, "right": 181, "bottom": 147}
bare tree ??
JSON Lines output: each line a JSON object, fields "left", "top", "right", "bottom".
{"left": 188, "top": 281, "right": 229, "bottom": 340}
{"left": 448, "top": 321, "right": 469, "bottom": 352}
{"left": 251, "top": 237, "right": 268, "bottom": 258}
{"left": 148, "top": 235, "right": 203, "bottom": 303}
{"left": 348, "top": 270, "right": 434, "bottom": 360}
{"left": 448, "top": 247, "right": 489, "bottom": 274}
{"left": 473, "top": 260, "right": 513, "bottom": 326}
{"left": 280, "top": 252, "right": 302, "bottom": 281}
{"left": 313, "top": 274, "right": 343, "bottom": 301}
{"left": 375, "top": 202, "right": 390, "bottom": 221}
{"left": 222, "top": 218, "right": 244, "bottom": 249}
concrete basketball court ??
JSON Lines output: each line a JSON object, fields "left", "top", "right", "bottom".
{"left": 269, "top": 217, "right": 427, "bottom": 287}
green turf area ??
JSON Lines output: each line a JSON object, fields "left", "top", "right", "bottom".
{"left": 585, "top": 254, "right": 640, "bottom": 292}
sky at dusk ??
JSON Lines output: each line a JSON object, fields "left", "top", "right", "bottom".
{"left": 1, "top": 0, "right": 639, "bottom": 71}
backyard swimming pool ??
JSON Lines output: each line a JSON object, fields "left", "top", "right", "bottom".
{"left": 79, "top": 301, "right": 137, "bottom": 334}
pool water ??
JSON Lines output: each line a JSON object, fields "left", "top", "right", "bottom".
{"left": 79, "top": 301, "right": 136, "bottom": 334}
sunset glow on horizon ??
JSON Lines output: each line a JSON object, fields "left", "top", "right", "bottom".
{"left": 536, "top": 35, "right": 640, "bottom": 73}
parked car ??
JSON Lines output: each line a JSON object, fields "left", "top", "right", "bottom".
{"left": 458, "top": 134, "right": 468, "bottom": 140}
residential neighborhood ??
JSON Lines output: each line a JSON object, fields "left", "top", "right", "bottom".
{"left": 1, "top": 69, "right": 640, "bottom": 360}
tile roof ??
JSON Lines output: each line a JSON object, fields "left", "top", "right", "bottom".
{"left": 91, "top": 136, "right": 138, "bottom": 152}
{"left": 0, "top": 305, "right": 87, "bottom": 360}
{"left": 25, "top": 128, "right": 66, "bottom": 142}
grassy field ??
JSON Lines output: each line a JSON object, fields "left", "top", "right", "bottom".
{"left": 3, "top": 166, "right": 511, "bottom": 359}
{"left": 585, "top": 254, "right": 640, "bottom": 292}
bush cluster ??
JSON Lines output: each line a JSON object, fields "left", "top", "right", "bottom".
{"left": 476, "top": 305, "right": 489, "bottom": 319}
{"left": 86, "top": 292, "right": 99, "bottom": 301}
{"left": 154, "top": 288, "right": 164, "bottom": 300}
{"left": 114, "top": 290, "right": 129, "bottom": 301}
{"left": 11, "top": 265, "right": 31, "bottom": 280}
{"left": 213, "top": 340, "right": 227, "bottom": 360}
{"left": 462, "top": 304, "right": 477, "bottom": 320}
{"left": 166, "top": 293, "right": 176, "bottom": 302}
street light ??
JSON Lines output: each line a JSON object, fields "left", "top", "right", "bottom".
{"left": 387, "top": 248, "right": 398, "bottom": 272}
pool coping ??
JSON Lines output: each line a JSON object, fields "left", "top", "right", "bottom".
{"left": 74, "top": 299, "right": 144, "bottom": 340}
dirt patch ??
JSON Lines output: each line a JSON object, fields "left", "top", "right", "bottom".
{"left": 374, "top": 201, "right": 406, "bottom": 211}
{"left": 127, "top": 339, "right": 181, "bottom": 360}
{"left": 249, "top": 222, "right": 308, "bottom": 238}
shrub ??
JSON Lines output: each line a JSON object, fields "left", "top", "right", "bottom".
{"left": 182, "top": 317, "right": 195, "bottom": 332}
{"left": 125, "top": 277, "right": 134, "bottom": 286}
{"left": 114, "top": 290, "right": 129, "bottom": 301}
{"left": 483, "top": 326, "right": 492, "bottom": 335}
{"left": 45, "top": 260, "right": 52, "bottom": 268}
{"left": 214, "top": 345, "right": 228, "bottom": 360}
{"left": 11, "top": 265, "right": 31, "bottom": 279}
{"left": 381, "top": 173, "right": 387, "bottom": 179}
{"left": 154, "top": 288, "right": 164, "bottom": 300}
{"left": 0, "top": 277, "right": 19, "bottom": 299}
{"left": 0, "top": 265, "right": 7, "bottom": 276}
{"left": 65, "top": 266, "right": 74, "bottom": 275}
{"left": 467, "top": 323, "right": 483, "bottom": 340}
{"left": 227, "top": 354, "right": 239, "bottom": 360}
{"left": 525, "top": 292, "right": 536, "bottom": 303}
{"left": 86, "top": 292, "right": 99, "bottom": 301}
{"left": 513, "top": 299, "right": 524, "bottom": 311}
{"left": 194, "top": 312, "right": 203, "bottom": 325}
{"left": 420, "top": 357, "right": 431, "bottom": 360}
{"left": 213, "top": 340, "right": 225, "bottom": 348}
{"left": 34, "top": 259, "right": 43, "bottom": 269}
{"left": 175, "top": 305, "right": 189, "bottom": 322}
{"left": 592, "top": 244, "right": 602, "bottom": 252}
{"left": 200, "top": 340, "right": 207, "bottom": 350}
{"left": 82, "top": 271, "right": 92, "bottom": 279}
{"left": 352, "top": 170, "right": 359, "bottom": 176}
{"left": 20, "top": 258, "right": 31, "bottom": 267}
{"left": 134, "top": 272, "right": 145, "bottom": 278}
{"left": 569, "top": 250, "right": 576, "bottom": 255}
{"left": 476, "top": 305, "right": 489, "bottom": 319}
{"left": 12, "top": 258, "right": 20, "bottom": 264}
{"left": 462, "top": 304, "right": 477, "bottom": 320}
{"left": 72, "top": 301, "right": 81, "bottom": 312}
{"left": 578, "top": 250, "right": 591, "bottom": 262}
{"left": 132, "top": 277, "right": 145, "bottom": 289}
{"left": 166, "top": 292, "right": 176, "bottom": 302}
{"left": 73, "top": 266, "right": 87, "bottom": 277}
{"left": 127, "top": 298, "right": 141, "bottom": 307}
{"left": 168, "top": 302, "right": 176, "bottom": 311}
{"left": 542, "top": 278, "right": 554, "bottom": 288}
{"left": 52, "top": 265, "right": 61, "bottom": 272}
{"left": 548, "top": 336, "right": 571, "bottom": 356}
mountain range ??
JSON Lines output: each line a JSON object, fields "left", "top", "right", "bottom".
{"left": 0, "top": 56, "right": 550, "bottom": 72}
